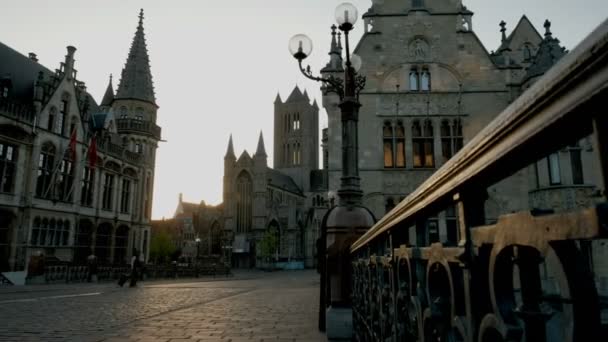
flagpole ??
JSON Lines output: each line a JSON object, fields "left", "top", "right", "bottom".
{"left": 66, "top": 132, "right": 97, "bottom": 202}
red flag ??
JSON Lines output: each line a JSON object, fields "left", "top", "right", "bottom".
{"left": 88, "top": 135, "right": 97, "bottom": 169}
{"left": 68, "top": 129, "right": 77, "bottom": 161}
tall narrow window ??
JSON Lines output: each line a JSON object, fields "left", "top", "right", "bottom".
{"left": 423, "top": 120, "right": 435, "bottom": 168}
{"left": 120, "top": 178, "right": 131, "bottom": 213}
{"left": 446, "top": 206, "right": 458, "bottom": 246}
{"left": 0, "top": 142, "right": 17, "bottom": 193}
{"left": 409, "top": 69, "right": 419, "bottom": 91}
{"left": 59, "top": 96, "right": 69, "bottom": 136}
{"left": 236, "top": 171, "right": 252, "bottom": 233}
{"left": 441, "top": 119, "right": 463, "bottom": 163}
{"left": 57, "top": 155, "right": 74, "bottom": 202}
{"left": 36, "top": 143, "right": 56, "bottom": 198}
{"left": 62, "top": 221, "right": 70, "bottom": 246}
{"left": 570, "top": 145, "right": 584, "bottom": 185}
{"left": 47, "top": 107, "right": 57, "bottom": 132}
{"left": 102, "top": 173, "right": 115, "bottom": 211}
{"left": 31, "top": 217, "right": 41, "bottom": 246}
{"left": 441, "top": 120, "right": 453, "bottom": 163}
{"left": 420, "top": 69, "right": 431, "bottom": 91}
{"left": 395, "top": 122, "right": 406, "bottom": 168}
{"left": 81, "top": 166, "right": 94, "bottom": 206}
{"left": 383, "top": 122, "right": 394, "bottom": 168}
{"left": 413, "top": 120, "right": 435, "bottom": 168}
{"left": 548, "top": 153, "right": 561, "bottom": 185}
{"left": 427, "top": 218, "right": 439, "bottom": 244}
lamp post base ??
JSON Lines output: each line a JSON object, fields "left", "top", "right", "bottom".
{"left": 325, "top": 306, "right": 353, "bottom": 341}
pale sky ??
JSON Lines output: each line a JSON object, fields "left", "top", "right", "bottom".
{"left": 0, "top": 0, "right": 605, "bottom": 219}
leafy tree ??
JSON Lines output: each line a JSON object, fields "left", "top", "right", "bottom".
{"left": 258, "top": 228, "right": 278, "bottom": 263}
{"left": 149, "top": 230, "right": 176, "bottom": 264}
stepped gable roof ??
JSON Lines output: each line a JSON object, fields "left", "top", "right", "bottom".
{"left": 267, "top": 168, "right": 303, "bottom": 196}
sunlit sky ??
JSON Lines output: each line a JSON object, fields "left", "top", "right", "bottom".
{"left": 1, "top": 0, "right": 606, "bottom": 219}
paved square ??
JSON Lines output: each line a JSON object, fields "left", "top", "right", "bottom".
{"left": 0, "top": 270, "right": 326, "bottom": 341}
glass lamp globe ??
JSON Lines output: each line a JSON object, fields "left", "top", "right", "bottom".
{"left": 289, "top": 34, "right": 313, "bottom": 60}
{"left": 343, "top": 53, "right": 363, "bottom": 72}
{"left": 335, "top": 3, "right": 358, "bottom": 31}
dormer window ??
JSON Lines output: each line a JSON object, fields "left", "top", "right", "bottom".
{"left": 412, "top": 0, "right": 424, "bottom": 8}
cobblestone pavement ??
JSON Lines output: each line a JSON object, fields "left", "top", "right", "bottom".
{"left": 0, "top": 270, "right": 326, "bottom": 342}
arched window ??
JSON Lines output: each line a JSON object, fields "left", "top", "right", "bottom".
{"left": 409, "top": 69, "right": 419, "bottom": 91}
{"left": 0, "top": 141, "right": 17, "bottom": 193}
{"left": 420, "top": 69, "right": 431, "bottom": 91}
{"left": 413, "top": 120, "right": 435, "bottom": 168}
{"left": 236, "top": 171, "right": 252, "bottom": 233}
{"left": 523, "top": 44, "right": 532, "bottom": 61}
{"left": 36, "top": 143, "right": 56, "bottom": 198}
{"left": 548, "top": 153, "right": 561, "bottom": 185}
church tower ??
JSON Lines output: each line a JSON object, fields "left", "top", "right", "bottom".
{"left": 111, "top": 9, "right": 161, "bottom": 254}
{"left": 273, "top": 86, "right": 319, "bottom": 192}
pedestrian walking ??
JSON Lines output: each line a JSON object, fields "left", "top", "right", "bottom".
{"left": 87, "top": 251, "right": 98, "bottom": 283}
{"left": 130, "top": 249, "right": 140, "bottom": 287}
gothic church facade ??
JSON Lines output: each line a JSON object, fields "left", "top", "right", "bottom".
{"left": 223, "top": 87, "right": 328, "bottom": 268}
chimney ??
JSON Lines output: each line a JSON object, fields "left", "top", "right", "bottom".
{"left": 28, "top": 53, "right": 38, "bottom": 62}
{"left": 64, "top": 46, "right": 77, "bottom": 79}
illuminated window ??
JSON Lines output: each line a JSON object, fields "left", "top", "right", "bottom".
{"left": 413, "top": 120, "right": 435, "bottom": 168}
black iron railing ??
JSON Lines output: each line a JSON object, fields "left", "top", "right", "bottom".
{"left": 350, "top": 20, "right": 608, "bottom": 342}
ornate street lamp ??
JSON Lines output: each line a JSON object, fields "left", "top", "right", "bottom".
{"left": 289, "top": 3, "right": 375, "bottom": 338}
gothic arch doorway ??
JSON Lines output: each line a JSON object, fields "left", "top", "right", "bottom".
{"left": 95, "top": 223, "right": 113, "bottom": 265}
{"left": 114, "top": 225, "right": 129, "bottom": 265}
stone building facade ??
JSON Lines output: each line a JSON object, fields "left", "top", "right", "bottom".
{"left": 320, "top": 0, "right": 602, "bottom": 245}
{"left": 0, "top": 10, "right": 161, "bottom": 272}
{"left": 223, "top": 87, "right": 328, "bottom": 268}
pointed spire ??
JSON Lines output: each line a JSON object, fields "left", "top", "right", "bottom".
{"left": 274, "top": 92, "right": 282, "bottom": 104}
{"left": 312, "top": 99, "right": 319, "bottom": 109}
{"left": 303, "top": 89, "right": 310, "bottom": 102}
{"left": 225, "top": 134, "right": 236, "bottom": 160}
{"left": 255, "top": 131, "right": 267, "bottom": 158}
{"left": 101, "top": 74, "right": 115, "bottom": 107}
{"left": 330, "top": 25, "right": 339, "bottom": 53}
{"left": 500, "top": 20, "right": 507, "bottom": 42}
{"left": 116, "top": 9, "right": 157, "bottom": 105}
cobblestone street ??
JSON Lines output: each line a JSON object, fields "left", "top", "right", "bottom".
{"left": 0, "top": 270, "right": 326, "bottom": 342}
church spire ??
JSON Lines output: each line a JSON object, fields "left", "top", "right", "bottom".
{"left": 115, "top": 9, "right": 156, "bottom": 105}
{"left": 322, "top": 25, "right": 344, "bottom": 73}
{"left": 100, "top": 74, "right": 114, "bottom": 108}
{"left": 255, "top": 131, "right": 267, "bottom": 158}
{"left": 225, "top": 134, "right": 236, "bottom": 160}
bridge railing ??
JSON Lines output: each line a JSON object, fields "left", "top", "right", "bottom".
{"left": 350, "top": 20, "right": 608, "bottom": 342}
